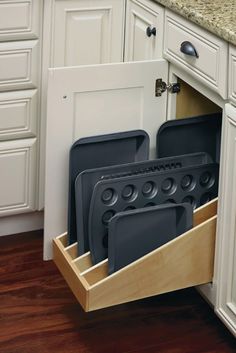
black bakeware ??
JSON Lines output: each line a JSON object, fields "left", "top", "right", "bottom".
{"left": 108, "top": 203, "right": 193, "bottom": 274}
{"left": 75, "top": 152, "right": 212, "bottom": 255}
{"left": 67, "top": 130, "right": 149, "bottom": 244}
{"left": 89, "top": 162, "right": 219, "bottom": 264}
{"left": 156, "top": 113, "right": 222, "bottom": 163}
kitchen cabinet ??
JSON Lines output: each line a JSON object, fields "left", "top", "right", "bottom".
{"left": 44, "top": 1, "right": 236, "bottom": 323}
{"left": 124, "top": 0, "right": 164, "bottom": 61}
{"left": 215, "top": 103, "right": 236, "bottom": 336}
{"left": 0, "top": 138, "right": 37, "bottom": 216}
{"left": 0, "top": 0, "right": 42, "bottom": 235}
{"left": 0, "top": 0, "right": 235, "bottom": 336}
{"left": 51, "top": 0, "right": 125, "bottom": 67}
{"left": 45, "top": 54, "right": 223, "bottom": 314}
{"left": 39, "top": 0, "right": 126, "bottom": 210}
{"left": 163, "top": 10, "right": 228, "bottom": 100}
{"left": 0, "top": 0, "right": 41, "bottom": 42}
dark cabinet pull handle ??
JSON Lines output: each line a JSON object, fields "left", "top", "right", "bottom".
{"left": 180, "top": 41, "right": 199, "bottom": 58}
{"left": 146, "top": 26, "right": 156, "bottom": 37}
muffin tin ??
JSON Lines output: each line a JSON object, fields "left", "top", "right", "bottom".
{"left": 75, "top": 152, "right": 212, "bottom": 255}
{"left": 67, "top": 130, "right": 149, "bottom": 244}
{"left": 108, "top": 203, "right": 193, "bottom": 274}
{"left": 89, "top": 163, "right": 219, "bottom": 264}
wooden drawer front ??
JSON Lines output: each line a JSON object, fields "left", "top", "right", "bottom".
{"left": 164, "top": 11, "right": 228, "bottom": 99}
{"left": 0, "top": 40, "right": 39, "bottom": 92}
{"left": 0, "top": 0, "right": 41, "bottom": 41}
{"left": 0, "top": 138, "right": 36, "bottom": 216}
{"left": 229, "top": 46, "right": 236, "bottom": 105}
{"left": 54, "top": 199, "right": 217, "bottom": 312}
{"left": 0, "top": 90, "right": 37, "bottom": 140}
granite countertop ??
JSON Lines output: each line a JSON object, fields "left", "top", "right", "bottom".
{"left": 154, "top": 0, "right": 236, "bottom": 46}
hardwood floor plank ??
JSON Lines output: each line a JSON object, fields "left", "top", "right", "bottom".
{"left": 0, "top": 231, "right": 235, "bottom": 353}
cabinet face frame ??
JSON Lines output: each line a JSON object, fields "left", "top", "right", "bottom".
{"left": 215, "top": 103, "right": 236, "bottom": 336}
{"left": 229, "top": 45, "right": 236, "bottom": 105}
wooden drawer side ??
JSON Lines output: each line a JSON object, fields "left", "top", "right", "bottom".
{"left": 53, "top": 235, "right": 89, "bottom": 311}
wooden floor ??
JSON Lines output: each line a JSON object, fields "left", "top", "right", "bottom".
{"left": 0, "top": 231, "right": 235, "bottom": 353}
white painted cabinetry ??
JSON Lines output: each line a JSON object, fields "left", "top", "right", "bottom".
{"left": 51, "top": 0, "right": 125, "bottom": 67}
{"left": 0, "top": 0, "right": 42, "bottom": 234}
{"left": 0, "top": 0, "right": 41, "bottom": 41}
{"left": 124, "top": 0, "right": 164, "bottom": 61}
{"left": 39, "top": 0, "right": 126, "bottom": 210}
{"left": 215, "top": 103, "right": 236, "bottom": 336}
{"left": 0, "top": 138, "right": 37, "bottom": 216}
{"left": 229, "top": 46, "right": 236, "bottom": 105}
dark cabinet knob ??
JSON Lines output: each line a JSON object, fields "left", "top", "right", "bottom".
{"left": 146, "top": 26, "right": 156, "bottom": 37}
{"left": 180, "top": 41, "right": 199, "bottom": 58}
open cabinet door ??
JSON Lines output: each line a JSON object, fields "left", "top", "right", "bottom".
{"left": 44, "top": 60, "right": 168, "bottom": 259}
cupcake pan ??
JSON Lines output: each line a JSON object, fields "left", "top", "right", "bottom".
{"left": 67, "top": 130, "right": 149, "bottom": 244}
{"left": 108, "top": 203, "right": 193, "bottom": 274}
{"left": 156, "top": 113, "right": 222, "bottom": 163}
{"left": 75, "top": 152, "right": 212, "bottom": 255}
{"left": 89, "top": 163, "right": 219, "bottom": 264}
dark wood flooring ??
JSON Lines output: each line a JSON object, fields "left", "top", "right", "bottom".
{"left": 0, "top": 231, "right": 235, "bottom": 353}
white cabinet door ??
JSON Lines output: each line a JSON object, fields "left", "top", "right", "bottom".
{"left": 44, "top": 59, "right": 168, "bottom": 259}
{"left": 0, "top": 138, "right": 37, "bottom": 216}
{"left": 52, "top": 0, "right": 125, "bottom": 67}
{"left": 215, "top": 103, "right": 236, "bottom": 336}
{"left": 124, "top": 0, "right": 164, "bottom": 61}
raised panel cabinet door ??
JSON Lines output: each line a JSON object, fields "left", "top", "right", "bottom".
{"left": 0, "top": 138, "right": 37, "bottom": 216}
{"left": 0, "top": 40, "right": 39, "bottom": 92}
{"left": 44, "top": 59, "right": 168, "bottom": 259}
{"left": 0, "top": 89, "right": 38, "bottom": 140}
{"left": 215, "top": 104, "right": 236, "bottom": 337}
{"left": 124, "top": 0, "right": 164, "bottom": 61}
{"left": 0, "top": 0, "right": 41, "bottom": 41}
{"left": 52, "top": 0, "right": 125, "bottom": 67}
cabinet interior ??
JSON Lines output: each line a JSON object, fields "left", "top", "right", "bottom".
{"left": 176, "top": 79, "right": 222, "bottom": 119}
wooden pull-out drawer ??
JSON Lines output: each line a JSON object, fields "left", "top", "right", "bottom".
{"left": 164, "top": 10, "right": 228, "bottom": 99}
{"left": 53, "top": 199, "right": 217, "bottom": 312}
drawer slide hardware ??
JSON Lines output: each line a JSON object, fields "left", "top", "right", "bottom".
{"left": 155, "top": 79, "right": 181, "bottom": 97}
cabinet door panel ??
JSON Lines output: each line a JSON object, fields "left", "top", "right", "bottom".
{"left": 0, "top": 40, "right": 39, "bottom": 91}
{"left": 44, "top": 59, "right": 168, "bottom": 259}
{"left": 0, "top": 138, "right": 37, "bottom": 216}
{"left": 216, "top": 104, "right": 236, "bottom": 336}
{"left": 125, "top": 0, "right": 164, "bottom": 61}
{"left": 52, "top": 0, "right": 125, "bottom": 67}
{"left": 0, "top": 89, "right": 37, "bottom": 140}
{"left": 0, "top": 0, "right": 41, "bottom": 41}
